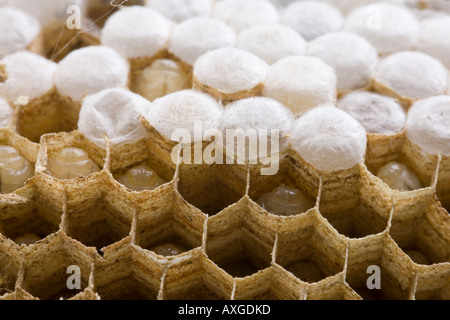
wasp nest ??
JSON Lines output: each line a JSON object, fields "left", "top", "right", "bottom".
{"left": 0, "top": 0, "right": 449, "bottom": 301}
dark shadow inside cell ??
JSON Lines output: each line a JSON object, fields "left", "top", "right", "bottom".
{"left": 68, "top": 218, "right": 130, "bottom": 254}
{"left": 178, "top": 165, "right": 246, "bottom": 215}
{"left": 320, "top": 200, "right": 388, "bottom": 239}
{"left": 400, "top": 245, "right": 433, "bottom": 266}
{"left": 221, "top": 259, "right": 259, "bottom": 279}
{"left": 347, "top": 269, "right": 411, "bottom": 301}
{"left": 66, "top": 200, "right": 132, "bottom": 253}
{"left": 15, "top": 96, "right": 80, "bottom": 143}
{"left": 285, "top": 259, "right": 326, "bottom": 283}
{"left": 26, "top": 267, "right": 88, "bottom": 300}
{"left": 167, "top": 281, "right": 224, "bottom": 301}
{"left": 97, "top": 275, "right": 157, "bottom": 300}
{"left": 0, "top": 209, "right": 60, "bottom": 246}
{"left": 207, "top": 230, "right": 271, "bottom": 279}
{"left": 353, "top": 287, "right": 389, "bottom": 301}
{"left": 136, "top": 213, "right": 202, "bottom": 257}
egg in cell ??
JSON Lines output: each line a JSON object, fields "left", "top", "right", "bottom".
{"left": 376, "top": 162, "right": 422, "bottom": 192}
{"left": 0, "top": 145, "right": 34, "bottom": 193}
{"left": 47, "top": 147, "right": 100, "bottom": 180}
{"left": 117, "top": 164, "right": 166, "bottom": 192}
{"left": 257, "top": 184, "right": 312, "bottom": 216}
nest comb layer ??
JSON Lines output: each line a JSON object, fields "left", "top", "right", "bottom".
{"left": 0, "top": 118, "right": 448, "bottom": 300}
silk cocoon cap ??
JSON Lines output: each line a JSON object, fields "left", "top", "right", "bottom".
{"left": 146, "top": 90, "right": 223, "bottom": 142}
{"left": 101, "top": 6, "right": 172, "bottom": 59}
{"left": 237, "top": 24, "right": 306, "bottom": 65}
{"left": 281, "top": 1, "right": 343, "bottom": 41}
{"left": 212, "top": 0, "right": 279, "bottom": 33}
{"left": 406, "top": 95, "right": 450, "bottom": 156}
{"left": 291, "top": 106, "right": 367, "bottom": 172}
{"left": 262, "top": 56, "right": 337, "bottom": 114}
{"left": 145, "top": 0, "right": 212, "bottom": 22}
{"left": 343, "top": 2, "right": 419, "bottom": 55}
{"left": 0, "top": 51, "right": 57, "bottom": 102}
{"left": 307, "top": 32, "right": 378, "bottom": 93}
{"left": 418, "top": 16, "right": 450, "bottom": 68}
{"left": 55, "top": 46, "right": 129, "bottom": 102}
{"left": 78, "top": 88, "right": 151, "bottom": 148}
{"left": 169, "top": 17, "right": 236, "bottom": 66}
{"left": 376, "top": 51, "right": 448, "bottom": 100}
{"left": 194, "top": 47, "right": 269, "bottom": 95}
{"left": 220, "top": 97, "right": 294, "bottom": 154}
{"left": 0, "top": 97, "right": 12, "bottom": 128}
{"left": 337, "top": 91, "right": 406, "bottom": 135}
{"left": 0, "top": 7, "right": 40, "bottom": 58}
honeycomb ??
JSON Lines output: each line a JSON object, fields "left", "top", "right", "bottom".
{"left": 0, "top": 0, "right": 449, "bottom": 300}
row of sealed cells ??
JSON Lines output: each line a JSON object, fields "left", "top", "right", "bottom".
{"left": 7, "top": 52, "right": 192, "bottom": 145}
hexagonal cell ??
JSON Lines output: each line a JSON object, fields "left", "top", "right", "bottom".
{"left": 275, "top": 210, "right": 347, "bottom": 283}
{"left": 206, "top": 198, "right": 276, "bottom": 278}
{"left": 14, "top": 89, "right": 80, "bottom": 143}
{"left": 365, "top": 146, "right": 437, "bottom": 195}
{"left": 318, "top": 166, "right": 393, "bottom": 239}
{"left": 162, "top": 251, "right": 234, "bottom": 300}
{"left": 178, "top": 164, "right": 247, "bottom": 215}
{"left": 248, "top": 157, "right": 318, "bottom": 217}
{"left": 94, "top": 242, "right": 164, "bottom": 300}
{"left": 65, "top": 188, "right": 134, "bottom": 254}
{"left": 307, "top": 277, "right": 360, "bottom": 300}
{"left": 233, "top": 265, "right": 304, "bottom": 300}
{"left": 20, "top": 232, "right": 94, "bottom": 300}
{"left": 390, "top": 199, "right": 450, "bottom": 265}
{"left": 134, "top": 186, "right": 205, "bottom": 257}
{"left": 346, "top": 234, "right": 416, "bottom": 300}
{"left": 0, "top": 186, "right": 61, "bottom": 246}
{"left": 112, "top": 155, "right": 175, "bottom": 195}
{"left": 0, "top": 237, "right": 22, "bottom": 296}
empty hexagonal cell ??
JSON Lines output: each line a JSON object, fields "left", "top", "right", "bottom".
{"left": 162, "top": 251, "right": 233, "bottom": 300}
{"left": 346, "top": 234, "right": 416, "bottom": 300}
{"left": 233, "top": 266, "right": 303, "bottom": 300}
{"left": 0, "top": 188, "right": 61, "bottom": 246}
{"left": 65, "top": 191, "right": 133, "bottom": 254}
{"left": 318, "top": 167, "right": 393, "bottom": 239}
{"left": 0, "top": 237, "right": 21, "bottom": 296}
{"left": 94, "top": 243, "right": 164, "bottom": 300}
{"left": 248, "top": 159, "right": 318, "bottom": 217}
{"left": 275, "top": 210, "right": 346, "bottom": 283}
{"left": 206, "top": 199, "right": 276, "bottom": 278}
{"left": 178, "top": 164, "right": 247, "bottom": 215}
{"left": 390, "top": 199, "right": 450, "bottom": 265}
{"left": 21, "top": 232, "right": 93, "bottom": 300}
{"left": 134, "top": 187, "right": 205, "bottom": 257}
{"left": 15, "top": 90, "right": 80, "bottom": 143}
